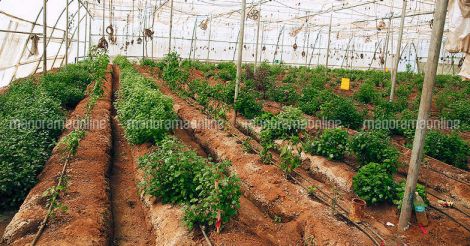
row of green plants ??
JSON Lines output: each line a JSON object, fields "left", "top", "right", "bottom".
{"left": 0, "top": 52, "right": 109, "bottom": 209}
{"left": 144, "top": 55, "right": 469, "bottom": 170}
{"left": 198, "top": 60, "right": 469, "bottom": 170}
{"left": 116, "top": 56, "right": 242, "bottom": 231}
{"left": 139, "top": 136, "right": 241, "bottom": 230}
{"left": 151, "top": 56, "right": 433, "bottom": 210}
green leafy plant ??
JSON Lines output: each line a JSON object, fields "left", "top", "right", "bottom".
{"left": 304, "top": 128, "right": 349, "bottom": 160}
{"left": 299, "top": 87, "right": 337, "bottom": 115}
{"left": 352, "top": 163, "right": 397, "bottom": 205}
{"left": 355, "top": 82, "right": 381, "bottom": 104}
{"left": 393, "top": 181, "right": 428, "bottom": 209}
{"left": 349, "top": 130, "right": 400, "bottom": 174}
{"left": 442, "top": 99, "right": 470, "bottom": 130}
{"left": 139, "top": 136, "right": 241, "bottom": 230}
{"left": 234, "top": 89, "right": 262, "bottom": 119}
{"left": 318, "top": 97, "right": 364, "bottom": 130}
{"left": 424, "top": 131, "right": 470, "bottom": 169}
{"left": 115, "top": 60, "right": 177, "bottom": 144}
{"left": 279, "top": 145, "right": 302, "bottom": 176}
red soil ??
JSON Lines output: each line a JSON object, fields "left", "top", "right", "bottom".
{"left": 109, "top": 65, "right": 154, "bottom": 245}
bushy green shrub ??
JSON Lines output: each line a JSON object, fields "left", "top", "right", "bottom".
{"left": 268, "top": 84, "right": 299, "bottom": 105}
{"left": 393, "top": 181, "right": 428, "bottom": 209}
{"left": 304, "top": 128, "right": 349, "bottom": 160}
{"left": 442, "top": 99, "right": 470, "bottom": 130}
{"left": 260, "top": 106, "right": 306, "bottom": 144}
{"left": 299, "top": 87, "right": 337, "bottom": 115}
{"left": 424, "top": 131, "right": 469, "bottom": 169}
{"left": 318, "top": 97, "right": 364, "bottom": 130}
{"left": 253, "top": 62, "right": 273, "bottom": 98}
{"left": 355, "top": 82, "right": 380, "bottom": 104}
{"left": 350, "top": 130, "right": 400, "bottom": 174}
{"left": 279, "top": 145, "right": 302, "bottom": 175}
{"left": 0, "top": 54, "right": 109, "bottom": 209}
{"left": 216, "top": 62, "right": 236, "bottom": 81}
{"left": 116, "top": 59, "right": 177, "bottom": 144}
{"left": 160, "top": 52, "right": 189, "bottom": 90}
{"left": 353, "top": 163, "right": 397, "bottom": 205}
{"left": 234, "top": 89, "right": 262, "bottom": 119}
{"left": 140, "top": 58, "right": 158, "bottom": 67}
{"left": 139, "top": 136, "right": 241, "bottom": 230}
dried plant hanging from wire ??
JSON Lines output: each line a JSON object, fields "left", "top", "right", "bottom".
{"left": 98, "top": 36, "right": 109, "bottom": 50}
{"left": 199, "top": 18, "right": 209, "bottom": 30}
{"left": 144, "top": 28, "right": 154, "bottom": 41}
{"left": 106, "top": 25, "right": 117, "bottom": 44}
{"left": 376, "top": 20, "right": 386, "bottom": 31}
{"left": 289, "top": 24, "right": 304, "bottom": 37}
{"left": 247, "top": 8, "right": 260, "bottom": 20}
{"left": 28, "top": 34, "right": 40, "bottom": 57}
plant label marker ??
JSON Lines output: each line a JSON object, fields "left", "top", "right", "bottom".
{"left": 340, "top": 78, "right": 350, "bottom": 90}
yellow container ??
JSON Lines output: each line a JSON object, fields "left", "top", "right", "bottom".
{"left": 340, "top": 78, "right": 350, "bottom": 90}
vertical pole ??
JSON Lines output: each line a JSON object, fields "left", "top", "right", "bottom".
{"left": 193, "top": 17, "right": 198, "bottom": 60}
{"left": 304, "top": 23, "right": 310, "bottom": 66}
{"left": 206, "top": 15, "right": 212, "bottom": 61}
{"left": 189, "top": 17, "right": 197, "bottom": 60}
{"left": 325, "top": 14, "right": 332, "bottom": 68}
{"left": 65, "top": 0, "right": 69, "bottom": 64}
{"left": 398, "top": 0, "right": 449, "bottom": 231}
{"left": 254, "top": 3, "right": 261, "bottom": 73}
{"left": 168, "top": 0, "right": 174, "bottom": 53}
{"left": 383, "top": 17, "right": 392, "bottom": 71}
{"left": 102, "top": 0, "right": 105, "bottom": 37}
{"left": 84, "top": 1, "right": 88, "bottom": 58}
{"left": 88, "top": 2, "right": 91, "bottom": 56}
{"left": 280, "top": 30, "right": 285, "bottom": 62}
{"left": 259, "top": 22, "right": 265, "bottom": 63}
{"left": 77, "top": 0, "right": 80, "bottom": 62}
{"left": 389, "top": 0, "right": 408, "bottom": 102}
{"left": 43, "top": 0, "right": 47, "bottom": 73}
{"left": 234, "top": 0, "right": 247, "bottom": 123}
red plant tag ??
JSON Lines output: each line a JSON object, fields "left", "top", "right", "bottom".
{"left": 418, "top": 224, "right": 428, "bottom": 234}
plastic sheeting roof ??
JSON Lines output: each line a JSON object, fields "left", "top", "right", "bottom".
{"left": 0, "top": 0, "right": 462, "bottom": 87}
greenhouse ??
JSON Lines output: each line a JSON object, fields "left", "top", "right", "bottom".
{"left": 0, "top": 0, "right": 469, "bottom": 245}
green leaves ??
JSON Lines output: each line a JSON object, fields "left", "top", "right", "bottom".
{"left": 0, "top": 54, "right": 107, "bottom": 209}
{"left": 304, "top": 128, "right": 349, "bottom": 161}
{"left": 115, "top": 58, "right": 177, "bottom": 145}
{"left": 350, "top": 130, "right": 400, "bottom": 174}
{"left": 393, "top": 181, "right": 428, "bottom": 209}
{"left": 234, "top": 89, "right": 262, "bottom": 119}
{"left": 424, "top": 131, "right": 470, "bottom": 170}
{"left": 139, "top": 137, "right": 241, "bottom": 230}
{"left": 352, "top": 163, "right": 397, "bottom": 205}
{"left": 279, "top": 144, "right": 302, "bottom": 176}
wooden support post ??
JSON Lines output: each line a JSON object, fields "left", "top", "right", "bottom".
{"left": 397, "top": 0, "right": 449, "bottom": 231}
{"left": 88, "top": 1, "right": 91, "bottom": 56}
{"left": 189, "top": 17, "right": 197, "bottom": 60}
{"left": 304, "top": 23, "right": 310, "bottom": 66}
{"left": 168, "top": 0, "right": 174, "bottom": 53}
{"left": 206, "top": 15, "right": 212, "bottom": 61}
{"left": 43, "top": 0, "right": 47, "bottom": 73}
{"left": 254, "top": 3, "right": 261, "bottom": 73}
{"left": 383, "top": 17, "right": 392, "bottom": 71}
{"left": 77, "top": 0, "right": 80, "bottom": 62}
{"left": 102, "top": 0, "right": 105, "bottom": 37}
{"left": 259, "top": 22, "right": 265, "bottom": 63}
{"left": 65, "top": 0, "right": 69, "bottom": 64}
{"left": 84, "top": 1, "right": 88, "bottom": 57}
{"left": 325, "top": 14, "right": 332, "bottom": 68}
{"left": 234, "top": 0, "right": 247, "bottom": 123}
{"left": 389, "top": 0, "right": 408, "bottom": 102}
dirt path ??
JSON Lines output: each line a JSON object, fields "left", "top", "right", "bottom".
{"left": 109, "top": 67, "right": 154, "bottom": 245}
